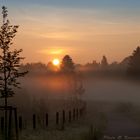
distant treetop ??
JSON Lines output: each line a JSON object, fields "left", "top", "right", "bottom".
{"left": 101, "top": 55, "right": 108, "bottom": 67}
{"left": 127, "top": 46, "right": 140, "bottom": 76}
{"left": 60, "top": 55, "right": 75, "bottom": 73}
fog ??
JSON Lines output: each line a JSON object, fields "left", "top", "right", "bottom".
{"left": 3, "top": 75, "right": 140, "bottom": 138}
{"left": 9, "top": 75, "right": 140, "bottom": 113}
{"left": 84, "top": 77, "right": 140, "bottom": 104}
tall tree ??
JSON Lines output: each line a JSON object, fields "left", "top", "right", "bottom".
{"left": 101, "top": 55, "right": 108, "bottom": 68}
{"left": 61, "top": 55, "right": 75, "bottom": 73}
{"left": 127, "top": 46, "right": 140, "bottom": 76}
{"left": 0, "top": 6, "right": 27, "bottom": 139}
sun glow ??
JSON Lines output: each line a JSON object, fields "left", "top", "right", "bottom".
{"left": 52, "top": 58, "right": 60, "bottom": 66}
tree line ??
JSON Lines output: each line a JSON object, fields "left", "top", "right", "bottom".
{"left": 20, "top": 47, "right": 140, "bottom": 78}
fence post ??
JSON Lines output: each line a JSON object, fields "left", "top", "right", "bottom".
{"left": 80, "top": 109, "right": 82, "bottom": 117}
{"left": 68, "top": 111, "right": 71, "bottom": 123}
{"left": 73, "top": 109, "right": 75, "bottom": 121}
{"left": 46, "top": 113, "right": 48, "bottom": 127}
{"left": 76, "top": 109, "right": 78, "bottom": 119}
{"left": 33, "top": 114, "right": 36, "bottom": 129}
{"left": 1, "top": 117, "right": 4, "bottom": 134}
{"left": 62, "top": 110, "right": 65, "bottom": 124}
{"left": 19, "top": 116, "right": 22, "bottom": 131}
{"left": 56, "top": 112, "right": 59, "bottom": 125}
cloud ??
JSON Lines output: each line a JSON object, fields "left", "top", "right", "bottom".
{"left": 38, "top": 48, "right": 65, "bottom": 55}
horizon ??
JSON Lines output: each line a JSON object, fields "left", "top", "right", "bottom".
{"left": 1, "top": 0, "right": 140, "bottom": 64}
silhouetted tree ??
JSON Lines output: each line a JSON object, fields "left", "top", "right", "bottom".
{"left": 61, "top": 55, "right": 75, "bottom": 73}
{"left": 75, "top": 82, "right": 85, "bottom": 100}
{"left": 0, "top": 6, "right": 27, "bottom": 139}
{"left": 21, "top": 62, "right": 47, "bottom": 74}
{"left": 47, "top": 61, "right": 59, "bottom": 72}
{"left": 101, "top": 55, "right": 108, "bottom": 67}
{"left": 127, "top": 46, "right": 140, "bottom": 76}
{"left": 92, "top": 60, "right": 99, "bottom": 67}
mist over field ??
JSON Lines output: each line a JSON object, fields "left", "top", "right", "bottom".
{"left": 13, "top": 75, "right": 140, "bottom": 105}
{"left": 4, "top": 74, "right": 139, "bottom": 139}
{"left": 84, "top": 77, "right": 140, "bottom": 104}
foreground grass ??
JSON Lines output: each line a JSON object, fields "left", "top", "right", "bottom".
{"left": 19, "top": 126, "right": 89, "bottom": 140}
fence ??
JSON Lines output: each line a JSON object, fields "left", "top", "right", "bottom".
{"left": 0, "top": 106, "right": 86, "bottom": 133}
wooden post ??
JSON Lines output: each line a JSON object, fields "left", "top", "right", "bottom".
{"left": 76, "top": 109, "right": 78, "bottom": 119}
{"left": 8, "top": 109, "right": 12, "bottom": 140}
{"left": 56, "top": 112, "right": 59, "bottom": 125}
{"left": 24, "top": 120, "right": 27, "bottom": 129}
{"left": 14, "top": 108, "right": 19, "bottom": 140}
{"left": 33, "top": 114, "right": 36, "bottom": 129}
{"left": 62, "top": 110, "right": 65, "bottom": 124}
{"left": 73, "top": 109, "right": 75, "bottom": 120}
{"left": 80, "top": 109, "right": 82, "bottom": 117}
{"left": 19, "top": 116, "right": 22, "bottom": 131}
{"left": 1, "top": 117, "right": 4, "bottom": 134}
{"left": 68, "top": 111, "right": 71, "bottom": 123}
{"left": 46, "top": 113, "right": 48, "bottom": 127}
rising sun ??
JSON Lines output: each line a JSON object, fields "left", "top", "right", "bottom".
{"left": 52, "top": 58, "right": 60, "bottom": 66}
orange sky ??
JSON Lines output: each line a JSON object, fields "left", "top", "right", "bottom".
{"left": 3, "top": 1, "right": 140, "bottom": 64}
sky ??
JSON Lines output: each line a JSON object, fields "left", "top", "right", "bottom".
{"left": 1, "top": 0, "right": 140, "bottom": 64}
